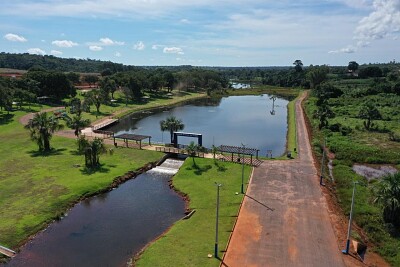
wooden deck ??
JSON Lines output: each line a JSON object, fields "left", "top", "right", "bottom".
{"left": 92, "top": 118, "right": 119, "bottom": 131}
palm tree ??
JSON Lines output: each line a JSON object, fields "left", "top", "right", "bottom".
{"left": 85, "top": 137, "right": 107, "bottom": 168}
{"left": 67, "top": 115, "right": 91, "bottom": 137}
{"left": 159, "top": 116, "right": 185, "bottom": 143}
{"left": 185, "top": 141, "right": 199, "bottom": 166}
{"left": 373, "top": 172, "right": 400, "bottom": 227}
{"left": 358, "top": 101, "right": 382, "bottom": 130}
{"left": 24, "top": 112, "right": 64, "bottom": 151}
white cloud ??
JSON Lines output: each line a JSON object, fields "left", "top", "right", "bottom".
{"left": 354, "top": 0, "right": 400, "bottom": 41}
{"left": 163, "top": 47, "right": 184, "bottom": 54}
{"left": 180, "top": 18, "right": 190, "bottom": 23}
{"left": 133, "top": 41, "right": 145, "bottom": 50}
{"left": 52, "top": 40, "right": 78, "bottom": 48}
{"left": 4, "top": 33, "right": 27, "bottom": 42}
{"left": 115, "top": 51, "right": 121, "bottom": 57}
{"left": 50, "top": 50, "right": 63, "bottom": 56}
{"left": 152, "top": 44, "right": 164, "bottom": 50}
{"left": 89, "top": 45, "right": 103, "bottom": 51}
{"left": 328, "top": 45, "right": 357, "bottom": 53}
{"left": 99, "top": 37, "right": 125, "bottom": 46}
{"left": 27, "top": 48, "right": 46, "bottom": 55}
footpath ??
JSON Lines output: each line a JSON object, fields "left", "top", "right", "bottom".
{"left": 222, "top": 92, "right": 345, "bottom": 267}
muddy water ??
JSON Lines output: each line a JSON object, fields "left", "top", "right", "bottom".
{"left": 5, "top": 166, "right": 185, "bottom": 267}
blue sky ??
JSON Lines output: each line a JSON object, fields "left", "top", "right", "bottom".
{"left": 1, "top": 0, "right": 399, "bottom": 66}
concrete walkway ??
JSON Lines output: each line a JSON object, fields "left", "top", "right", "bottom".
{"left": 223, "top": 92, "right": 345, "bottom": 267}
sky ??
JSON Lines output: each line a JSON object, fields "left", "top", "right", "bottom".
{"left": 0, "top": 0, "right": 399, "bottom": 67}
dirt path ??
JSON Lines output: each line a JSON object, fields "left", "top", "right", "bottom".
{"left": 223, "top": 92, "right": 346, "bottom": 266}
{"left": 19, "top": 107, "right": 65, "bottom": 125}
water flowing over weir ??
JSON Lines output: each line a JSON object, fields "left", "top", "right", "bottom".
{"left": 4, "top": 159, "right": 185, "bottom": 267}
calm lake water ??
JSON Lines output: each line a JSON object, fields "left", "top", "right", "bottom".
{"left": 5, "top": 170, "right": 185, "bottom": 267}
{"left": 108, "top": 95, "right": 289, "bottom": 157}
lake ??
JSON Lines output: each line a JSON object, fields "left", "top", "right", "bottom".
{"left": 108, "top": 95, "right": 289, "bottom": 157}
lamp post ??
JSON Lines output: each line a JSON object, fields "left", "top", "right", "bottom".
{"left": 214, "top": 182, "right": 222, "bottom": 258}
{"left": 342, "top": 181, "right": 358, "bottom": 254}
{"left": 241, "top": 143, "right": 245, "bottom": 194}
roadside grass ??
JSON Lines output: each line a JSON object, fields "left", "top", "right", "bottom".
{"left": 304, "top": 94, "right": 400, "bottom": 266}
{"left": 135, "top": 158, "right": 251, "bottom": 267}
{"left": 286, "top": 94, "right": 298, "bottom": 158}
{"left": 0, "top": 109, "right": 162, "bottom": 251}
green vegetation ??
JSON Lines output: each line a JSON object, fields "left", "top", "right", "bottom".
{"left": 135, "top": 158, "right": 251, "bottom": 266}
{"left": 160, "top": 116, "right": 185, "bottom": 144}
{"left": 286, "top": 95, "right": 298, "bottom": 158}
{"left": 304, "top": 73, "right": 400, "bottom": 265}
{"left": 0, "top": 108, "right": 162, "bottom": 252}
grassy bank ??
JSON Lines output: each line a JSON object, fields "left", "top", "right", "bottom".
{"left": 0, "top": 107, "right": 162, "bottom": 254}
{"left": 74, "top": 90, "right": 206, "bottom": 122}
{"left": 286, "top": 94, "right": 298, "bottom": 158}
{"left": 304, "top": 93, "right": 400, "bottom": 266}
{"left": 135, "top": 158, "right": 251, "bottom": 266}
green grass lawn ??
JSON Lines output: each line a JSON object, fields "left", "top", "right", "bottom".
{"left": 0, "top": 109, "right": 162, "bottom": 251}
{"left": 135, "top": 158, "right": 251, "bottom": 267}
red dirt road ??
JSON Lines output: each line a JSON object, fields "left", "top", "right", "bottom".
{"left": 223, "top": 92, "right": 345, "bottom": 267}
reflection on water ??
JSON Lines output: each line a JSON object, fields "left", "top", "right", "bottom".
{"left": 6, "top": 170, "right": 185, "bottom": 267}
{"left": 107, "top": 95, "right": 288, "bottom": 157}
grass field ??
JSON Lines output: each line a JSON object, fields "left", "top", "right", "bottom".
{"left": 135, "top": 158, "right": 251, "bottom": 267}
{"left": 0, "top": 108, "right": 162, "bottom": 251}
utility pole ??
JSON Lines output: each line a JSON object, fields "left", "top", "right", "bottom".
{"left": 320, "top": 137, "right": 327, "bottom": 185}
{"left": 214, "top": 182, "right": 222, "bottom": 258}
{"left": 342, "top": 181, "right": 358, "bottom": 254}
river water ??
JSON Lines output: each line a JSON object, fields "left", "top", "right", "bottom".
{"left": 5, "top": 160, "right": 185, "bottom": 267}
{"left": 108, "top": 95, "right": 289, "bottom": 157}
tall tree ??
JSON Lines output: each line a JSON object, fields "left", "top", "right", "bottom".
{"left": 348, "top": 61, "right": 359, "bottom": 73}
{"left": 374, "top": 172, "right": 400, "bottom": 227}
{"left": 358, "top": 101, "right": 382, "bottom": 130}
{"left": 128, "top": 76, "right": 143, "bottom": 100}
{"left": 160, "top": 116, "right": 185, "bottom": 143}
{"left": 293, "top": 60, "right": 303, "bottom": 72}
{"left": 85, "top": 90, "right": 103, "bottom": 115}
{"left": 24, "top": 112, "right": 64, "bottom": 151}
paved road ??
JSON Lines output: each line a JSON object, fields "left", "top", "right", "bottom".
{"left": 223, "top": 92, "right": 345, "bottom": 267}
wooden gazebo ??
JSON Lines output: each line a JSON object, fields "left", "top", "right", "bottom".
{"left": 113, "top": 134, "right": 151, "bottom": 149}
{"left": 218, "top": 145, "right": 260, "bottom": 165}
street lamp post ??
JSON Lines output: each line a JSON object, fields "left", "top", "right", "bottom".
{"left": 342, "top": 181, "right": 358, "bottom": 254}
{"left": 214, "top": 182, "right": 222, "bottom": 258}
{"left": 241, "top": 143, "right": 245, "bottom": 194}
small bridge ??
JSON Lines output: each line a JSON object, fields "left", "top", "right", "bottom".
{"left": 0, "top": 245, "right": 16, "bottom": 258}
